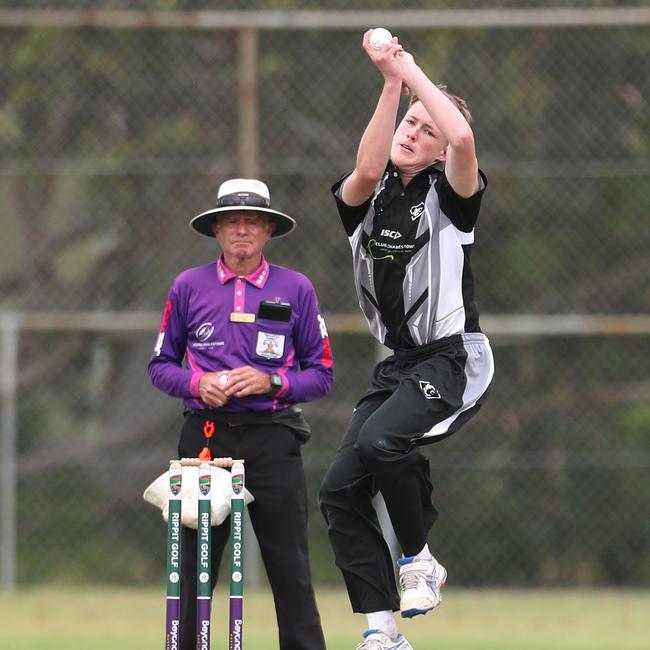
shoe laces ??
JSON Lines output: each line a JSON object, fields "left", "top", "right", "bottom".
{"left": 399, "top": 560, "right": 432, "bottom": 590}
{"left": 356, "top": 634, "right": 393, "bottom": 650}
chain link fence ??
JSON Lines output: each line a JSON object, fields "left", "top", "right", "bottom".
{"left": 1, "top": 3, "right": 649, "bottom": 589}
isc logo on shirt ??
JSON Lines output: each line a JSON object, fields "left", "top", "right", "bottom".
{"left": 380, "top": 229, "right": 401, "bottom": 239}
{"left": 256, "top": 331, "right": 285, "bottom": 359}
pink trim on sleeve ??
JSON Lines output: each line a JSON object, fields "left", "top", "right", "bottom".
{"left": 189, "top": 371, "right": 204, "bottom": 397}
{"left": 185, "top": 347, "right": 204, "bottom": 397}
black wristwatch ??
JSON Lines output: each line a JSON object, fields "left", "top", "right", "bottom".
{"left": 268, "top": 372, "right": 283, "bottom": 397}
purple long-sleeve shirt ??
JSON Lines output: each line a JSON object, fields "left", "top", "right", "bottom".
{"left": 148, "top": 255, "right": 334, "bottom": 412}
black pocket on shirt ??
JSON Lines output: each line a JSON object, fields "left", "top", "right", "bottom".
{"left": 258, "top": 301, "right": 292, "bottom": 321}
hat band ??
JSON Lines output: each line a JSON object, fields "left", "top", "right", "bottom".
{"left": 217, "top": 193, "right": 269, "bottom": 208}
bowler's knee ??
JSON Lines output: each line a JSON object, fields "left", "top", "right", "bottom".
{"left": 355, "top": 426, "right": 398, "bottom": 466}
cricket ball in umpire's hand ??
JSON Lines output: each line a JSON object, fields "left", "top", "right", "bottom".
{"left": 370, "top": 28, "right": 393, "bottom": 51}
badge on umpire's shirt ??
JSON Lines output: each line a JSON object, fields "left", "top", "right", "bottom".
{"left": 230, "top": 312, "right": 256, "bottom": 323}
{"left": 256, "top": 331, "right": 285, "bottom": 359}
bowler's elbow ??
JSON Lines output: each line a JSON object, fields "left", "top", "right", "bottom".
{"left": 448, "top": 128, "right": 475, "bottom": 155}
{"left": 354, "top": 163, "right": 385, "bottom": 186}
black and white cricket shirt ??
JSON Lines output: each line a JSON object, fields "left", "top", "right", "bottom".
{"left": 332, "top": 161, "right": 488, "bottom": 350}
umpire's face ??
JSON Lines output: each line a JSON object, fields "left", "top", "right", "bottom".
{"left": 212, "top": 211, "right": 276, "bottom": 264}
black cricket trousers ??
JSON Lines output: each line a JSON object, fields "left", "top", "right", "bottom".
{"left": 319, "top": 334, "right": 494, "bottom": 613}
{"left": 177, "top": 412, "right": 326, "bottom": 650}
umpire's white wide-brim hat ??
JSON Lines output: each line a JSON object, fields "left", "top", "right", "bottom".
{"left": 190, "top": 178, "right": 296, "bottom": 239}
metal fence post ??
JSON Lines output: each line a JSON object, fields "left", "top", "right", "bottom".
{"left": 238, "top": 25, "right": 259, "bottom": 178}
{"left": 0, "top": 313, "right": 19, "bottom": 590}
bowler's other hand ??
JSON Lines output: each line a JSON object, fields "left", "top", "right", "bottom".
{"left": 395, "top": 49, "right": 416, "bottom": 77}
{"left": 225, "top": 366, "right": 272, "bottom": 398}
{"left": 199, "top": 372, "right": 230, "bottom": 408}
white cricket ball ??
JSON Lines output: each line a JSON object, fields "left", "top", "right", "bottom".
{"left": 370, "top": 27, "right": 393, "bottom": 51}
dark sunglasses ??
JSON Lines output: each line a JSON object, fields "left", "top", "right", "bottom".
{"left": 217, "top": 193, "right": 269, "bottom": 208}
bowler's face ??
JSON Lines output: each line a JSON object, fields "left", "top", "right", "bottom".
{"left": 391, "top": 101, "right": 448, "bottom": 174}
{"left": 212, "top": 211, "right": 275, "bottom": 262}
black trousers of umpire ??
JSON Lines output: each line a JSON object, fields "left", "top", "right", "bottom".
{"left": 177, "top": 412, "right": 326, "bottom": 650}
{"left": 319, "top": 334, "right": 493, "bottom": 614}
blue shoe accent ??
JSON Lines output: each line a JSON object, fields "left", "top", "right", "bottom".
{"left": 397, "top": 556, "right": 416, "bottom": 566}
{"left": 401, "top": 605, "right": 433, "bottom": 618}
{"left": 362, "top": 629, "right": 382, "bottom": 638}
{"left": 360, "top": 629, "right": 410, "bottom": 649}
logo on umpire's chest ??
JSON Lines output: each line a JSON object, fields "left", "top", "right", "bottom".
{"left": 196, "top": 322, "right": 215, "bottom": 342}
{"left": 419, "top": 380, "right": 441, "bottom": 400}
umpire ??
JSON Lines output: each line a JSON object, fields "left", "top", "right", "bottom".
{"left": 148, "top": 178, "right": 334, "bottom": 650}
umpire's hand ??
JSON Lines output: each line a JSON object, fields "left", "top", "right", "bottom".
{"left": 224, "top": 366, "right": 272, "bottom": 398}
{"left": 199, "top": 372, "right": 230, "bottom": 407}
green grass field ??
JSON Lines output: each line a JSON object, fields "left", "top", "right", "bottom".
{"left": 2, "top": 587, "right": 648, "bottom": 649}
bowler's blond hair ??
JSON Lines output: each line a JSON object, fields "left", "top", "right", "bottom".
{"left": 409, "top": 86, "right": 472, "bottom": 124}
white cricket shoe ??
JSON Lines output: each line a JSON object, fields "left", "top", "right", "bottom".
{"left": 355, "top": 629, "right": 413, "bottom": 650}
{"left": 398, "top": 555, "right": 447, "bottom": 618}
